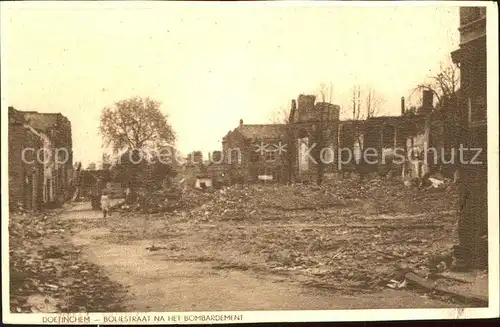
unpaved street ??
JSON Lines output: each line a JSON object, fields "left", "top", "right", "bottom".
{"left": 61, "top": 201, "right": 458, "bottom": 311}
{"left": 10, "top": 181, "right": 467, "bottom": 313}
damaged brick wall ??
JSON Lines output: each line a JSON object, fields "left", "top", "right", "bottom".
{"left": 8, "top": 108, "right": 44, "bottom": 211}
{"left": 289, "top": 95, "right": 340, "bottom": 183}
{"left": 23, "top": 112, "right": 73, "bottom": 203}
{"left": 9, "top": 107, "right": 73, "bottom": 210}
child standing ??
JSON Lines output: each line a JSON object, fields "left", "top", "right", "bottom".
{"left": 101, "top": 187, "right": 111, "bottom": 218}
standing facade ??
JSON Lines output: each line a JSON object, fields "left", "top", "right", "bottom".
{"left": 8, "top": 107, "right": 73, "bottom": 211}
{"left": 451, "top": 6, "right": 488, "bottom": 268}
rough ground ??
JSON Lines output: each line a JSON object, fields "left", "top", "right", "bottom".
{"left": 10, "top": 179, "right": 475, "bottom": 312}
{"left": 9, "top": 205, "right": 127, "bottom": 313}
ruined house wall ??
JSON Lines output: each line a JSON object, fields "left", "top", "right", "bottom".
{"left": 55, "top": 115, "right": 73, "bottom": 201}
{"left": 23, "top": 113, "right": 73, "bottom": 203}
{"left": 337, "top": 121, "right": 362, "bottom": 172}
{"left": 222, "top": 131, "right": 251, "bottom": 184}
{"left": 8, "top": 110, "right": 44, "bottom": 211}
{"left": 338, "top": 115, "right": 438, "bottom": 177}
{"left": 247, "top": 136, "right": 289, "bottom": 183}
{"left": 9, "top": 108, "right": 73, "bottom": 209}
{"left": 9, "top": 119, "right": 27, "bottom": 208}
{"left": 289, "top": 97, "right": 340, "bottom": 183}
{"left": 296, "top": 94, "right": 316, "bottom": 122}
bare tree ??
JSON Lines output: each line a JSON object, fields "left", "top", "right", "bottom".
{"left": 317, "top": 82, "right": 334, "bottom": 103}
{"left": 352, "top": 85, "right": 362, "bottom": 121}
{"left": 346, "top": 85, "right": 385, "bottom": 120}
{"left": 413, "top": 61, "right": 460, "bottom": 111}
{"left": 102, "top": 153, "right": 112, "bottom": 170}
{"left": 350, "top": 85, "right": 364, "bottom": 157}
{"left": 412, "top": 61, "right": 462, "bottom": 177}
{"left": 313, "top": 82, "right": 336, "bottom": 185}
{"left": 269, "top": 106, "right": 290, "bottom": 124}
{"left": 365, "top": 88, "right": 384, "bottom": 118}
{"left": 346, "top": 85, "right": 385, "bottom": 179}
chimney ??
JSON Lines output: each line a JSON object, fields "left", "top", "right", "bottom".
{"left": 239, "top": 119, "right": 243, "bottom": 126}
{"left": 297, "top": 94, "right": 316, "bottom": 122}
{"left": 298, "top": 94, "right": 316, "bottom": 112}
{"left": 401, "top": 97, "right": 405, "bottom": 116}
{"left": 289, "top": 99, "right": 297, "bottom": 123}
{"left": 422, "top": 90, "right": 434, "bottom": 112}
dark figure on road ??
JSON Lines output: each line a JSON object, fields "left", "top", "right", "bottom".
{"left": 91, "top": 178, "right": 102, "bottom": 210}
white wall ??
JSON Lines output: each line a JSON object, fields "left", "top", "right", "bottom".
{"left": 195, "top": 178, "right": 213, "bottom": 189}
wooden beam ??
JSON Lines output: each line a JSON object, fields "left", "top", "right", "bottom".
{"left": 405, "top": 272, "right": 488, "bottom": 307}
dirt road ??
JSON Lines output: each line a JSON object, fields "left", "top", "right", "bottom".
{"left": 62, "top": 202, "right": 458, "bottom": 311}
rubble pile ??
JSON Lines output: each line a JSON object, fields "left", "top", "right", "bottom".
{"left": 186, "top": 184, "right": 338, "bottom": 222}
{"left": 113, "top": 187, "right": 184, "bottom": 214}
{"left": 9, "top": 213, "right": 128, "bottom": 313}
{"left": 198, "top": 210, "right": 457, "bottom": 292}
{"left": 187, "top": 177, "right": 457, "bottom": 223}
{"left": 181, "top": 177, "right": 459, "bottom": 292}
{"left": 178, "top": 187, "right": 216, "bottom": 210}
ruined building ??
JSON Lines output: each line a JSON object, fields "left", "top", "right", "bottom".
{"left": 338, "top": 90, "right": 444, "bottom": 179}
{"left": 8, "top": 107, "right": 73, "bottom": 211}
{"left": 450, "top": 6, "right": 488, "bottom": 268}
{"left": 222, "top": 95, "right": 340, "bottom": 184}
{"left": 221, "top": 87, "right": 455, "bottom": 186}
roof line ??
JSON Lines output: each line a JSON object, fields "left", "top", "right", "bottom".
{"left": 238, "top": 124, "right": 286, "bottom": 127}
{"left": 25, "top": 112, "right": 63, "bottom": 116}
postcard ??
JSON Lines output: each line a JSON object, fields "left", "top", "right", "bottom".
{"left": 2, "top": 1, "right": 498, "bottom": 324}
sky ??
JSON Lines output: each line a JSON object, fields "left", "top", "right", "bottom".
{"left": 2, "top": 2, "right": 460, "bottom": 167}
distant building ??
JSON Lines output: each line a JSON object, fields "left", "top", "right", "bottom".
{"left": 195, "top": 177, "right": 213, "bottom": 190}
{"left": 220, "top": 90, "right": 453, "bottom": 185}
{"left": 8, "top": 107, "right": 73, "bottom": 211}
{"left": 222, "top": 119, "right": 288, "bottom": 184}
{"left": 186, "top": 151, "right": 203, "bottom": 165}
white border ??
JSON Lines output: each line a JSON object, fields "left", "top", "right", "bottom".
{"left": 1, "top": 1, "right": 499, "bottom": 324}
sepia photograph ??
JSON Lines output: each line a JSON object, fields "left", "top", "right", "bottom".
{"left": 1, "top": 0, "right": 498, "bottom": 324}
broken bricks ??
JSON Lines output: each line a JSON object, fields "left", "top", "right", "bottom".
{"left": 9, "top": 212, "right": 128, "bottom": 313}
